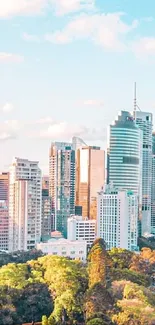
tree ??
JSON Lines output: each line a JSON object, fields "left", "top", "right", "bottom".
{"left": 42, "top": 315, "right": 49, "bottom": 325}
{"left": 0, "top": 263, "right": 31, "bottom": 289}
{"left": 86, "top": 318, "right": 109, "bottom": 325}
{"left": 16, "top": 282, "right": 53, "bottom": 323}
{"left": 88, "top": 238, "right": 108, "bottom": 288}
{"left": 108, "top": 248, "right": 134, "bottom": 270}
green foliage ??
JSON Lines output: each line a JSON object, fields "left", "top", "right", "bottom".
{"left": 110, "top": 268, "right": 150, "bottom": 287}
{"left": 0, "top": 263, "right": 31, "bottom": 289}
{"left": 0, "top": 249, "right": 44, "bottom": 267}
{"left": 1, "top": 246, "right": 155, "bottom": 324}
{"left": 42, "top": 315, "right": 49, "bottom": 325}
{"left": 86, "top": 318, "right": 109, "bottom": 325}
{"left": 108, "top": 248, "right": 134, "bottom": 269}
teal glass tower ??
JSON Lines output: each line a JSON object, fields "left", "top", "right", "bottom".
{"left": 108, "top": 111, "right": 142, "bottom": 196}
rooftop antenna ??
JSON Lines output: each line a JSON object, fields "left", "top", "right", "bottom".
{"left": 133, "top": 82, "right": 141, "bottom": 119}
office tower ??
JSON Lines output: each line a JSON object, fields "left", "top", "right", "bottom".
{"left": 97, "top": 185, "right": 139, "bottom": 251}
{"left": 49, "top": 142, "right": 75, "bottom": 238}
{"left": 41, "top": 187, "right": 52, "bottom": 240}
{"left": 42, "top": 176, "right": 49, "bottom": 190}
{"left": 75, "top": 205, "right": 82, "bottom": 216}
{"left": 72, "top": 136, "right": 87, "bottom": 151}
{"left": 76, "top": 145, "right": 105, "bottom": 220}
{"left": 0, "top": 173, "right": 9, "bottom": 251}
{"left": 135, "top": 112, "right": 152, "bottom": 235}
{"left": 108, "top": 111, "right": 142, "bottom": 194}
{"left": 151, "top": 132, "right": 155, "bottom": 233}
{"left": 67, "top": 215, "right": 96, "bottom": 247}
{"left": 9, "top": 158, "right": 42, "bottom": 252}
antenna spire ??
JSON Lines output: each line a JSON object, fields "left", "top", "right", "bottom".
{"left": 134, "top": 81, "right": 137, "bottom": 119}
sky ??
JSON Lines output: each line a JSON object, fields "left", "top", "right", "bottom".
{"left": 1, "top": 0, "right": 155, "bottom": 174}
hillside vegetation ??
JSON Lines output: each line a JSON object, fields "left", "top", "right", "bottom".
{"left": 1, "top": 240, "right": 155, "bottom": 325}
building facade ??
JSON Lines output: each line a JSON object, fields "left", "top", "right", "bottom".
{"left": 37, "top": 238, "right": 87, "bottom": 261}
{"left": 108, "top": 111, "right": 142, "bottom": 195}
{"left": 49, "top": 142, "right": 75, "bottom": 238}
{"left": 67, "top": 215, "right": 96, "bottom": 246}
{"left": 76, "top": 146, "right": 105, "bottom": 220}
{"left": 9, "top": 158, "right": 42, "bottom": 252}
{"left": 97, "top": 185, "right": 139, "bottom": 251}
{"left": 41, "top": 188, "right": 52, "bottom": 240}
{"left": 0, "top": 173, "right": 9, "bottom": 251}
{"left": 151, "top": 132, "right": 155, "bottom": 234}
{"left": 136, "top": 112, "right": 152, "bottom": 235}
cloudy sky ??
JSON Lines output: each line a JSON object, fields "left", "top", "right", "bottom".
{"left": 1, "top": 0, "right": 155, "bottom": 173}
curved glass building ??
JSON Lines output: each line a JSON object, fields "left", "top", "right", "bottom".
{"left": 108, "top": 111, "right": 142, "bottom": 196}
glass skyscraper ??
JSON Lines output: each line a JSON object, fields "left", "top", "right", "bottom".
{"left": 135, "top": 112, "right": 152, "bottom": 235}
{"left": 49, "top": 142, "right": 75, "bottom": 238}
{"left": 108, "top": 111, "right": 142, "bottom": 196}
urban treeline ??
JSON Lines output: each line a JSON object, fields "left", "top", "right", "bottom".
{"left": 1, "top": 239, "right": 155, "bottom": 325}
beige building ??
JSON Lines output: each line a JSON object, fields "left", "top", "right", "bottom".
{"left": 76, "top": 146, "right": 105, "bottom": 220}
{"left": 9, "top": 158, "right": 42, "bottom": 252}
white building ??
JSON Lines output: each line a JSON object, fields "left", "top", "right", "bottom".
{"left": 37, "top": 238, "right": 87, "bottom": 261}
{"left": 151, "top": 132, "right": 155, "bottom": 234}
{"left": 67, "top": 215, "right": 96, "bottom": 246}
{"left": 97, "top": 185, "right": 139, "bottom": 251}
{"left": 9, "top": 158, "right": 42, "bottom": 252}
{"left": 136, "top": 111, "right": 152, "bottom": 235}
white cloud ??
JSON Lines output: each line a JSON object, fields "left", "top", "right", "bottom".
{"left": 45, "top": 12, "right": 138, "bottom": 51}
{"left": 33, "top": 120, "right": 106, "bottom": 141}
{"left": 1, "top": 102, "right": 14, "bottom": 113}
{"left": 133, "top": 37, "right": 155, "bottom": 56}
{"left": 82, "top": 99, "right": 104, "bottom": 106}
{"left": 0, "top": 119, "right": 20, "bottom": 141}
{"left": 50, "top": 0, "right": 95, "bottom": 16}
{"left": 35, "top": 117, "right": 53, "bottom": 124}
{"left": 0, "top": 0, "right": 46, "bottom": 18}
{"left": 22, "top": 32, "right": 40, "bottom": 42}
{"left": 0, "top": 52, "right": 24, "bottom": 63}
{"left": 0, "top": 0, "right": 94, "bottom": 18}
{"left": 0, "top": 132, "right": 15, "bottom": 141}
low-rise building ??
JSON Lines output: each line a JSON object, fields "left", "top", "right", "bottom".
{"left": 37, "top": 238, "right": 87, "bottom": 261}
{"left": 67, "top": 215, "right": 96, "bottom": 246}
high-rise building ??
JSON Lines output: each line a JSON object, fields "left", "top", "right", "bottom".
{"left": 67, "top": 215, "right": 96, "bottom": 247}
{"left": 9, "top": 158, "right": 42, "bottom": 252}
{"left": 49, "top": 142, "right": 75, "bottom": 238}
{"left": 42, "top": 176, "right": 49, "bottom": 190}
{"left": 135, "top": 112, "right": 153, "bottom": 235}
{"left": 76, "top": 146, "right": 105, "bottom": 220}
{"left": 108, "top": 111, "right": 142, "bottom": 195}
{"left": 41, "top": 187, "right": 52, "bottom": 240}
{"left": 72, "top": 136, "right": 87, "bottom": 151}
{"left": 151, "top": 132, "right": 155, "bottom": 234}
{"left": 97, "top": 185, "right": 139, "bottom": 251}
{"left": 0, "top": 173, "right": 9, "bottom": 251}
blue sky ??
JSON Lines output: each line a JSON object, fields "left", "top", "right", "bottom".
{"left": 1, "top": 0, "right": 155, "bottom": 173}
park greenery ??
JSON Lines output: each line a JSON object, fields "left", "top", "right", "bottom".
{"left": 1, "top": 240, "right": 155, "bottom": 324}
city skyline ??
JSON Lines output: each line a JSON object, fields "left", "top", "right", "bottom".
{"left": 1, "top": 0, "right": 155, "bottom": 173}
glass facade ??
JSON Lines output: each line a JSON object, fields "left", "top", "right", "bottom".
{"left": 108, "top": 111, "right": 142, "bottom": 196}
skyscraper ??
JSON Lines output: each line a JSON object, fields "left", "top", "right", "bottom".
{"left": 135, "top": 112, "right": 153, "bottom": 235}
{"left": 49, "top": 142, "right": 75, "bottom": 238}
{"left": 76, "top": 146, "right": 105, "bottom": 220}
{"left": 108, "top": 111, "right": 142, "bottom": 195}
{"left": 9, "top": 158, "right": 42, "bottom": 252}
{"left": 41, "top": 187, "right": 52, "bottom": 240}
{"left": 0, "top": 173, "right": 9, "bottom": 251}
{"left": 151, "top": 132, "right": 155, "bottom": 234}
{"left": 97, "top": 185, "right": 138, "bottom": 251}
